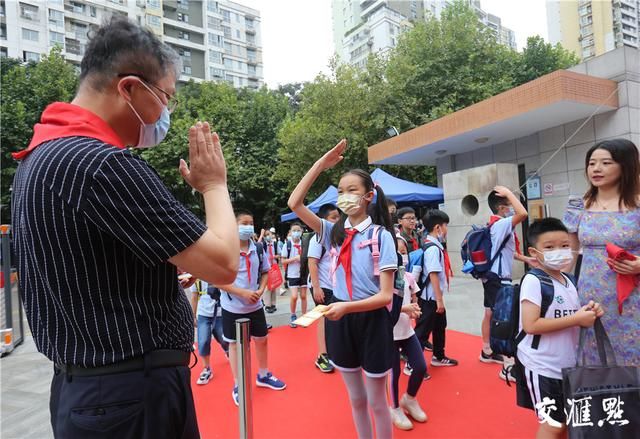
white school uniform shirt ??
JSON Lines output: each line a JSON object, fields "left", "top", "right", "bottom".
{"left": 412, "top": 235, "right": 447, "bottom": 301}
{"left": 281, "top": 239, "right": 302, "bottom": 279}
{"left": 318, "top": 217, "right": 397, "bottom": 302}
{"left": 308, "top": 233, "right": 333, "bottom": 290}
{"left": 489, "top": 216, "right": 517, "bottom": 280}
{"left": 393, "top": 271, "right": 420, "bottom": 341}
{"left": 220, "top": 241, "right": 271, "bottom": 314}
{"left": 517, "top": 273, "right": 580, "bottom": 379}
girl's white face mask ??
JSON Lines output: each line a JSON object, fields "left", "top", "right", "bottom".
{"left": 336, "top": 193, "right": 364, "bottom": 216}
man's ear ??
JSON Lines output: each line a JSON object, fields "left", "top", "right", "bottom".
{"left": 116, "top": 76, "right": 137, "bottom": 103}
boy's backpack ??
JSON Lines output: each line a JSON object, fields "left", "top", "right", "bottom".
{"left": 491, "top": 268, "right": 576, "bottom": 409}
{"left": 299, "top": 232, "right": 325, "bottom": 283}
{"left": 490, "top": 268, "right": 576, "bottom": 357}
{"left": 208, "top": 242, "right": 265, "bottom": 302}
{"left": 460, "top": 224, "right": 511, "bottom": 279}
{"left": 407, "top": 241, "right": 441, "bottom": 292}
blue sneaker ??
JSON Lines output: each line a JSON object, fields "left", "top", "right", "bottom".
{"left": 290, "top": 314, "right": 297, "bottom": 328}
{"left": 256, "top": 372, "right": 286, "bottom": 390}
{"left": 232, "top": 385, "right": 239, "bottom": 406}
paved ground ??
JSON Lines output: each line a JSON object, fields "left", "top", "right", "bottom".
{"left": 0, "top": 275, "right": 484, "bottom": 439}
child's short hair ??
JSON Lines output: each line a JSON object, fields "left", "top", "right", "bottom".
{"left": 397, "top": 207, "right": 415, "bottom": 220}
{"left": 527, "top": 218, "right": 568, "bottom": 247}
{"left": 235, "top": 208, "right": 253, "bottom": 219}
{"left": 488, "top": 190, "right": 510, "bottom": 214}
{"left": 423, "top": 209, "right": 449, "bottom": 232}
{"left": 290, "top": 222, "right": 303, "bottom": 230}
{"left": 317, "top": 203, "right": 338, "bottom": 219}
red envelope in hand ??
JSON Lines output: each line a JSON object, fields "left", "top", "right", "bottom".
{"left": 606, "top": 243, "right": 639, "bottom": 314}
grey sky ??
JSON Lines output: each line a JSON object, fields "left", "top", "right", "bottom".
{"left": 240, "top": 0, "right": 549, "bottom": 88}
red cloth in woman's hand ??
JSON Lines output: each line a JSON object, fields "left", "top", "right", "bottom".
{"left": 606, "top": 243, "right": 639, "bottom": 314}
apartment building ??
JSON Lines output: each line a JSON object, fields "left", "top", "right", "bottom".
{"left": 547, "top": 0, "right": 639, "bottom": 61}
{"left": 332, "top": 0, "right": 517, "bottom": 67}
{"left": 0, "top": 0, "right": 263, "bottom": 89}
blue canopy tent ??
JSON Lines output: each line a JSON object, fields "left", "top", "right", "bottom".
{"left": 280, "top": 185, "right": 338, "bottom": 222}
{"left": 280, "top": 170, "right": 443, "bottom": 222}
{"left": 369, "top": 168, "right": 443, "bottom": 203}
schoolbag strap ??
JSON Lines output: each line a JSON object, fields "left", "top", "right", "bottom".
{"left": 489, "top": 231, "right": 512, "bottom": 274}
{"left": 527, "top": 269, "right": 555, "bottom": 350}
{"left": 418, "top": 241, "right": 439, "bottom": 291}
{"left": 357, "top": 225, "right": 382, "bottom": 276}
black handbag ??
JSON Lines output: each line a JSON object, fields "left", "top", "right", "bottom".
{"left": 561, "top": 319, "right": 640, "bottom": 438}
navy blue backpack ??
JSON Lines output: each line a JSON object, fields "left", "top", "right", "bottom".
{"left": 460, "top": 224, "right": 511, "bottom": 279}
{"left": 490, "top": 268, "right": 576, "bottom": 357}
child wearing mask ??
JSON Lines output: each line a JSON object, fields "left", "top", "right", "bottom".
{"left": 288, "top": 139, "right": 397, "bottom": 439}
{"left": 281, "top": 223, "right": 307, "bottom": 327}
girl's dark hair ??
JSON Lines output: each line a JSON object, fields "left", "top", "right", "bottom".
{"left": 584, "top": 139, "right": 639, "bottom": 210}
{"left": 330, "top": 169, "right": 395, "bottom": 248}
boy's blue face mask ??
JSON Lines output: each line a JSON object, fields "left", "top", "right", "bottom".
{"left": 238, "top": 225, "right": 255, "bottom": 241}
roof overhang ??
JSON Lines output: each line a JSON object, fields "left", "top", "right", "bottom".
{"left": 368, "top": 70, "right": 619, "bottom": 166}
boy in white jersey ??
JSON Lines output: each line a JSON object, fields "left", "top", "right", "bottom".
{"left": 518, "top": 218, "right": 603, "bottom": 438}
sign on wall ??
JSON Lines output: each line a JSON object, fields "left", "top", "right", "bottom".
{"left": 526, "top": 176, "right": 542, "bottom": 200}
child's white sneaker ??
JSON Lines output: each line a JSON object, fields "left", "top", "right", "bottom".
{"left": 400, "top": 394, "right": 428, "bottom": 423}
{"left": 389, "top": 406, "right": 413, "bottom": 430}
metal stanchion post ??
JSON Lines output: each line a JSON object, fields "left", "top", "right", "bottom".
{"left": 236, "top": 318, "right": 253, "bottom": 439}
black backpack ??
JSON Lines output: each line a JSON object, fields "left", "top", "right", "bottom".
{"left": 494, "top": 269, "right": 576, "bottom": 409}
{"left": 208, "top": 242, "right": 265, "bottom": 301}
{"left": 299, "top": 232, "right": 326, "bottom": 283}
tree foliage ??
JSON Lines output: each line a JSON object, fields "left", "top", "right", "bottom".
{"left": 1, "top": 48, "right": 78, "bottom": 223}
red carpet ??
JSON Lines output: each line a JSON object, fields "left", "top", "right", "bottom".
{"left": 192, "top": 327, "right": 538, "bottom": 438}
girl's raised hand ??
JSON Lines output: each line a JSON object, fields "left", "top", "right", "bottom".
{"left": 317, "top": 139, "right": 347, "bottom": 171}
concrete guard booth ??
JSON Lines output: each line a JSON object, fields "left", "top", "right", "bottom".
{"left": 368, "top": 47, "right": 639, "bottom": 279}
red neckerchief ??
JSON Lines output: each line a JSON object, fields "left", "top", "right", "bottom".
{"left": 12, "top": 102, "right": 125, "bottom": 160}
{"left": 241, "top": 251, "right": 252, "bottom": 284}
{"left": 338, "top": 229, "right": 359, "bottom": 300}
{"left": 488, "top": 215, "right": 521, "bottom": 255}
{"left": 293, "top": 243, "right": 301, "bottom": 255}
{"left": 401, "top": 229, "right": 419, "bottom": 251}
{"left": 443, "top": 249, "right": 453, "bottom": 288}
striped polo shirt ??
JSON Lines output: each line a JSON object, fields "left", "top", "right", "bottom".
{"left": 11, "top": 137, "right": 207, "bottom": 367}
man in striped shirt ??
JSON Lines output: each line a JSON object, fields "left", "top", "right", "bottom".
{"left": 11, "top": 17, "right": 239, "bottom": 439}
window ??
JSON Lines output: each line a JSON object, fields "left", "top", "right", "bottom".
{"left": 70, "top": 1, "right": 85, "bottom": 14}
{"left": 222, "top": 9, "right": 230, "bottom": 22}
{"left": 235, "top": 29, "right": 240, "bottom": 39}
{"left": 146, "top": 15, "right": 161, "bottom": 27}
{"left": 22, "top": 28, "right": 39, "bottom": 41}
{"left": 208, "top": 16, "right": 221, "bottom": 29}
{"left": 210, "top": 67, "right": 223, "bottom": 78}
{"left": 50, "top": 31, "right": 64, "bottom": 45}
{"left": 209, "top": 49, "right": 222, "bottom": 63}
{"left": 247, "top": 48, "right": 256, "bottom": 62}
{"left": 49, "top": 8, "right": 64, "bottom": 26}
{"left": 236, "top": 60, "right": 243, "bottom": 70}
{"left": 148, "top": 0, "right": 160, "bottom": 7}
{"left": 222, "top": 26, "right": 231, "bottom": 38}
{"left": 90, "top": 6, "right": 96, "bottom": 17}
{"left": 23, "top": 50, "right": 40, "bottom": 62}
{"left": 580, "top": 14, "right": 592, "bottom": 26}
{"left": 178, "top": 12, "right": 189, "bottom": 23}
{"left": 1, "top": 47, "right": 8, "bottom": 58}
{"left": 207, "top": 1, "right": 218, "bottom": 13}
{"left": 0, "top": 24, "right": 6, "bottom": 39}
{"left": 247, "top": 35, "right": 255, "bottom": 45}
{"left": 179, "top": 31, "right": 190, "bottom": 40}
{"left": 177, "top": 0, "right": 189, "bottom": 9}
{"left": 182, "top": 65, "right": 192, "bottom": 75}
{"left": 20, "top": 3, "right": 39, "bottom": 21}
{"left": 224, "top": 58, "right": 232, "bottom": 68}
{"left": 179, "top": 48, "right": 191, "bottom": 57}
{"left": 246, "top": 18, "right": 254, "bottom": 29}
{"left": 208, "top": 33, "right": 223, "bottom": 46}
{"left": 248, "top": 65, "right": 256, "bottom": 76}
{"left": 224, "top": 41, "right": 232, "bottom": 52}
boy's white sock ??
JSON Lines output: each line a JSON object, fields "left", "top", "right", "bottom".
{"left": 258, "top": 368, "right": 269, "bottom": 378}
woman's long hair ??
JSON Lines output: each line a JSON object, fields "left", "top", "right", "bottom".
{"left": 331, "top": 169, "right": 396, "bottom": 248}
{"left": 584, "top": 139, "right": 640, "bottom": 210}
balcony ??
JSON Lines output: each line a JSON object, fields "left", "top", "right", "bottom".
{"left": 245, "top": 24, "right": 255, "bottom": 35}
{"left": 20, "top": 11, "right": 40, "bottom": 22}
{"left": 66, "top": 40, "right": 85, "bottom": 55}
{"left": 246, "top": 40, "right": 256, "bottom": 49}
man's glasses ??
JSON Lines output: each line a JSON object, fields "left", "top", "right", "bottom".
{"left": 117, "top": 73, "right": 178, "bottom": 113}
{"left": 401, "top": 217, "right": 417, "bottom": 222}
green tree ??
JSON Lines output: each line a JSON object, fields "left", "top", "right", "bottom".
{"left": 514, "top": 36, "right": 580, "bottom": 85}
{"left": 1, "top": 48, "right": 78, "bottom": 223}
